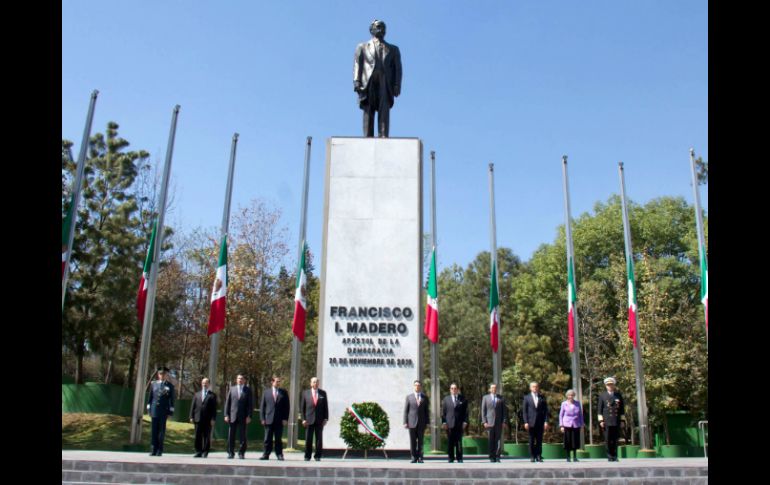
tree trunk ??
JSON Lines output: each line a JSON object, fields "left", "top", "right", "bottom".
{"left": 127, "top": 334, "right": 140, "bottom": 388}
{"left": 75, "top": 351, "right": 85, "bottom": 385}
{"left": 178, "top": 328, "right": 189, "bottom": 399}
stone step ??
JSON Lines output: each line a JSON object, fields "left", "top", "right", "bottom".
{"left": 63, "top": 470, "right": 707, "bottom": 485}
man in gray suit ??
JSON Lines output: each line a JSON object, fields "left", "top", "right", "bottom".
{"left": 403, "top": 380, "right": 430, "bottom": 463}
{"left": 353, "top": 19, "right": 402, "bottom": 138}
{"left": 481, "top": 383, "right": 507, "bottom": 462}
{"left": 224, "top": 374, "right": 254, "bottom": 459}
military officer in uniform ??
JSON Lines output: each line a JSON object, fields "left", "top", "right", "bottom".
{"left": 147, "top": 366, "right": 175, "bottom": 456}
{"left": 598, "top": 377, "right": 625, "bottom": 461}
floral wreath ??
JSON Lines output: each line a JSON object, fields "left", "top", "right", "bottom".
{"left": 339, "top": 401, "right": 390, "bottom": 450}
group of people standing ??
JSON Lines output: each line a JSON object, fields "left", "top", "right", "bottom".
{"left": 147, "top": 368, "right": 625, "bottom": 463}
{"left": 146, "top": 370, "right": 328, "bottom": 461}
{"left": 403, "top": 377, "right": 626, "bottom": 463}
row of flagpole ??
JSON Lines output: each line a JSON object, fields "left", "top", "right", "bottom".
{"left": 62, "top": 90, "right": 707, "bottom": 447}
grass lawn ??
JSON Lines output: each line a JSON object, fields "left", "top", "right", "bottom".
{"left": 62, "top": 413, "right": 301, "bottom": 454}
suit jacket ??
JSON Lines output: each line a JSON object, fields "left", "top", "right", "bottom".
{"left": 481, "top": 394, "right": 507, "bottom": 428}
{"left": 353, "top": 38, "right": 402, "bottom": 109}
{"left": 598, "top": 391, "right": 625, "bottom": 426}
{"left": 260, "top": 387, "right": 289, "bottom": 425}
{"left": 223, "top": 385, "right": 254, "bottom": 423}
{"left": 403, "top": 392, "right": 430, "bottom": 429}
{"left": 522, "top": 393, "right": 550, "bottom": 428}
{"left": 300, "top": 388, "right": 328, "bottom": 425}
{"left": 441, "top": 394, "right": 469, "bottom": 429}
{"left": 190, "top": 389, "right": 217, "bottom": 423}
{"left": 147, "top": 380, "right": 175, "bottom": 418}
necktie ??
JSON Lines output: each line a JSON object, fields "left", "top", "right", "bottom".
{"left": 416, "top": 394, "right": 421, "bottom": 406}
{"left": 273, "top": 388, "right": 277, "bottom": 402}
{"left": 313, "top": 390, "right": 318, "bottom": 406}
{"left": 493, "top": 395, "right": 496, "bottom": 407}
{"left": 203, "top": 390, "right": 207, "bottom": 401}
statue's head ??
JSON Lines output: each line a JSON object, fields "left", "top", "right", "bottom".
{"left": 369, "top": 19, "right": 386, "bottom": 39}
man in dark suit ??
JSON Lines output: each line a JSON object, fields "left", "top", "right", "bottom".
{"left": 403, "top": 380, "right": 430, "bottom": 463}
{"left": 146, "top": 366, "right": 175, "bottom": 456}
{"left": 522, "top": 381, "right": 550, "bottom": 462}
{"left": 224, "top": 374, "right": 254, "bottom": 459}
{"left": 598, "top": 377, "right": 625, "bottom": 461}
{"left": 189, "top": 377, "right": 217, "bottom": 458}
{"left": 300, "top": 377, "right": 329, "bottom": 461}
{"left": 353, "top": 19, "right": 403, "bottom": 137}
{"left": 260, "top": 375, "right": 289, "bottom": 460}
{"left": 441, "top": 383, "right": 469, "bottom": 463}
{"left": 481, "top": 383, "right": 507, "bottom": 462}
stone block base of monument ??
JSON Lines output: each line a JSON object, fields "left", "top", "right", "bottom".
{"left": 62, "top": 450, "right": 708, "bottom": 484}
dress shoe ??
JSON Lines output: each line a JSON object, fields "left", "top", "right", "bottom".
{"left": 417, "top": 458, "right": 424, "bottom": 463}
{"left": 448, "top": 459, "right": 455, "bottom": 463}
{"left": 530, "top": 457, "right": 536, "bottom": 462}
{"left": 566, "top": 457, "right": 571, "bottom": 462}
{"left": 238, "top": 454, "right": 245, "bottom": 459}
{"left": 490, "top": 458, "right": 496, "bottom": 463}
{"left": 194, "top": 453, "right": 203, "bottom": 458}
{"left": 149, "top": 451, "right": 157, "bottom": 456}
{"left": 537, "top": 457, "right": 544, "bottom": 462}
{"left": 304, "top": 457, "right": 311, "bottom": 461}
{"left": 410, "top": 458, "right": 417, "bottom": 463}
{"left": 457, "top": 459, "right": 463, "bottom": 463}
{"left": 315, "top": 457, "right": 321, "bottom": 462}
{"left": 203, "top": 452, "right": 208, "bottom": 458}
{"left": 573, "top": 457, "right": 579, "bottom": 462}
{"left": 277, "top": 455, "right": 284, "bottom": 461}
{"left": 259, "top": 455, "right": 269, "bottom": 460}
{"left": 156, "top": 452, "right": 162, "bottom": 457}
{"left": 228, "top": 454, "right": 235, "bottom": 459}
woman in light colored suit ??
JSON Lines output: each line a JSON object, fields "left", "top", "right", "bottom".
{"left": 559, "top": 389, "right": 584, "bottom": 462}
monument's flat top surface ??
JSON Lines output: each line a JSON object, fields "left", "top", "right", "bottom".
{"left": 62, "top": 450, "right": 707, "bottom": 469}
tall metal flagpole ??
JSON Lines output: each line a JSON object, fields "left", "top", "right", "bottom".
{"left": 288, "top": 136, "right": 312, "bottom": 450}
{"left": 561, "top": 155, "right": 584, "bottom": 448}
{"left": 618, "top": 162, "right": 651, "bottom": 450}
{"left": 488, "top": 163, "right": 502, "bottom": 391}
{"left": 209, "top": 133, "right": 240, "bottom": 398}
{"left": 429, "top": 150, "right": 440, "bottom": 451}
{"left": 130, "top": 105, "right": 181, "bottom": 444}
{"left": 62, "top": 90, "right": 99, "bottom": 310}
{"left": 689, "top": 148, "right": 708, "bottom": 341}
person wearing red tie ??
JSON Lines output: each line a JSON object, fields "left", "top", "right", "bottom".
{"left": 403, "top": 380, "right": 430, "bottom": 463}
{"left": 260, "top": 376, "right": 289, "bottom": 460}
{"left": 300, "top": 377, "right": 329, "bottom": 461}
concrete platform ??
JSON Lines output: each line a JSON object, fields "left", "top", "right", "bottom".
{"left": 62, "top": 450, "right": 708, "bottom": 484}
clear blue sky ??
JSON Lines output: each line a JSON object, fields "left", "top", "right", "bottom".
{"left": 62, "top": 1, "right": 707, "bottom": 270}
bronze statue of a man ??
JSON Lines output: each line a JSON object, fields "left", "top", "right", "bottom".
{"left": 353, "top": 20, "right": 402, "bottom": 138}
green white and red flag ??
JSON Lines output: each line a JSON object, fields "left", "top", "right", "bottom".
{"left": 347, "top": 405, "right": 385, "bottom": 442}
{"left": 424, "top": 247, "right": 439, "bottom": 343}
{"left": 62, "top": 194, "right": 75, "bottom": 280}
{"left": 489, "top": 259, "right": 500, "bottom": 352}
{"left": 700, "top": 248, "right": 708, "bottom": 330}
{"left": 291, "top": 242, "right": 308, "bottom": 341}
{"left": 626, "top": 256, "right": 638, "bottom": 347}
{"left": 136, "top": 221, "right": 157, "bottom": 326}
{"left": 207, "top": 235, "right": 228, "bottom": 336}
{"left": 567, "top": 257, "right": 577, "bottom": 353}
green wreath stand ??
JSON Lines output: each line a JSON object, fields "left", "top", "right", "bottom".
{"left": 340, "top": 401, "right": 390, "bottom": 459}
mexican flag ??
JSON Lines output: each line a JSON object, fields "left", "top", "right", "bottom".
{"left": 62, "top": 194, "right": 75, "bottom": 280}
{"left": 136, "top": 221, "right": 157, "bottom": 326}
{"left": 567, "top": 257, "right": 576, "bottom": 353}
{"left": 208, "top": 235, "right": 228, "bottom": 336}
{"left": 423, "top": 247, "right": 438, "bottom": 343}
{"left": 291, "top": 242, "right": 308, "bottom": 341}
{"left": 700, "top": 248, "right": 708, "bottom": 330}
{"left": 626, "top": 256, "right": 638, "bottom": 347}
{"left": 489, "top": 259, "right": 500, "bottom": 353}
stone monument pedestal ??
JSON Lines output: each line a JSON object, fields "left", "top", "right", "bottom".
{"left": 317, "top": 137, "right": 423, "bottom": 451}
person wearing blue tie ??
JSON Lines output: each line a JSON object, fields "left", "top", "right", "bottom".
{"left": 189, "top": 377, "right": 217, "bottom": 458}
